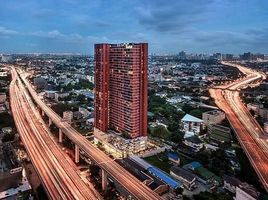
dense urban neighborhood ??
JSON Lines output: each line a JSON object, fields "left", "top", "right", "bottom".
{"left": 0, "top": 52, "right": 267, "bottom": 199}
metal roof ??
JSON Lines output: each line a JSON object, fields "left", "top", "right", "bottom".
{"left": 148, "top": 167, "right": 182, "bottom": 189}
{"left": 181, "top": 114, "right": 203, "bottom": 123}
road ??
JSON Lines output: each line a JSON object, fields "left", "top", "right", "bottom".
{"left": 10, "top": 67, "right": 102, "bottom": 199}
{"left": 14, "top": 67, "right": 163, "bottom": 200}
{"left": 209, "top": 61, "right": 268, "bottom": 192}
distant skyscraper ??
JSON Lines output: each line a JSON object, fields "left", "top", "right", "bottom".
{"left": 178, "top": 51, "right": 186, "bottom": 59}
{"left": 94, "top": 43, "right": 148, "bottom": 138}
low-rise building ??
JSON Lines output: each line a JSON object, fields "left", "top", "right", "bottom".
{"left": 195, "top": 167, "right": 222, "bottom": 186}
{"left": 117, "top": 158, "right": 169, "bottom": 195}
{"left": 170, "top": 166, "right": 197, "bottom": 190}
{"left": 264, "top": 121, "right": 268, "bottom": 134}
{"left": 247, "top": 103, "right": 262, "bottom": 114}
{"left": 63, "top": 111, "right": 73, "bottom": 123}
{"left": 208, "top": 124, "right": 232, "bottom": 144}
{"left": 78, "top": 107, "right": 90, "bottom": 118}
{"left": 181, "top": 114, "right": 204, "bottom": 135}
{"left": 202, "top": 110, "right": 225, "bottom": 125}
{"left": 167, "top": 152, "right": 180, "bottom": 166}
{"left": 235, "top": 183, "right": 259, "bottom": 200}
{"left": 45, "top": 90, "right": 57, "bottom": 99}
{"left": 0, "top": 93, "right": 6, "bottom": 104}
{"left": 183, "top": 136, "right": 204, "bottom": 152}
{"left": 148, "top": 166, "right": 182, "bottom": 189}
{"left": 187, "top": 161, "right": 202, "bottom": 171}
{"left": 2, "top": 127, "right": 12, "bottom": 134}
{"left": 94, "top": 129, "right": 148, "bottom": 158}
{"left": 55, "top": 92, "right": 69, "bottom": 102}
{"left": 223, "top": 175, "right": 241, "bottom": 194}
{"left": 0, "top": 143, "right": 31, "bottom": 199}
{"left": 259, "top": 107, "right": 268, "bottom": 120}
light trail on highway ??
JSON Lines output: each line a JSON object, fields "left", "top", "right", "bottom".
{"left": 10, "top": 67, "right": 102, "bottom": 200}
{"left": 209, "top": 61, "right": 268, "bottom": 192}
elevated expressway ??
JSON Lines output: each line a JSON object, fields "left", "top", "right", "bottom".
{"left": 209, "top": 62, "right": 268, "bottom": 192}
{"left": 10, "top": 68, "right": 101, "bottom": 199}
{"left": 15, "top": 67, "right": 163, "bottom": 200}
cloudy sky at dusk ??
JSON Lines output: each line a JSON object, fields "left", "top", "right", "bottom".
{"left": 0, "top": 0, "right": 268, "bottom": 54}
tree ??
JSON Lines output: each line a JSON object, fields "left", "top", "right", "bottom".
{"left": 151, "top": 125, "right": 170, "bottom": 139}
{"left": 174, "top": 187, "right": 183, "bottom": 195}
{"left": 189, "top": 109, "right": 203, "bottom": 118}
{"left": 121, "top": 132, "right": 131, "bottom": 139}
{"left": 0, "top": 113, "right": 15, "bottom": 127}
{"left": 182, "top": 104, "right": 194, "bottom": 114}
{"left": 193, "top": 191, "right": 232, "bottom": 200}
{"left": 167, "top": 122, "right": 180, "bottom": 132}
{"left": 169, "top": 131, "right": 184, "bottom": 143}
{"left": 89, "top": 165, "right": 100, "bottom": 177}
{"left": 2, "top": 133, "right": 15, "bottom": 142}
{"left": 77, "top": 94, "right": 87, "bottom": 103}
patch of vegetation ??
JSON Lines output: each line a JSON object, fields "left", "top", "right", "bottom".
{"left": 2, "top": 133, "right": 15, "bottom": 142}
{"left": 51, "top": 103, "right": 78, "bottom": 117}
{"left": 62, "top": 80, "right": 94, "bottom": 92}
{"left": 0, "top": 113, "right": 15, "bottom": 128}
{"left": 193, "top": 191, "right": 232, "bottom": 200}
{"left": 150, "top": 125, "right": 184, "bottom": 143}
{"left": 144, "top": 153, "right": 172, "bottom": 173}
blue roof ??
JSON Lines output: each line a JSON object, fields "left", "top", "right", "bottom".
{"left": 83, "top": 91, "right": 94, "bottom": 99}
{"left": 189, "top": 161, "right": 202, "bottom": 169}
{"left": 148, "top": 167, "right": 182, "bottom": 188}
{"left": 167, "top": 152, "right": 180, "bottom": 161}
{"left": 181, "top": 114, "right": 203, "bottom": 123}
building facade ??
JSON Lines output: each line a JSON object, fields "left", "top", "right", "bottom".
{"left": 63, "top": 111, "right": 73, "bottom": 123}
{"left": 264, "top": 121, "right": 268, "bottom": 134}
{"left": 181, "top": 114, "right": 204, "bottom": 135}
{"left": 202, "top": 110, "right": 225, "bottom": 126}
{"left": 94, "top": 43, "right": 148, "bottom": 138}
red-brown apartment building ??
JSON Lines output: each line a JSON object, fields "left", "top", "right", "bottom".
{"left": 94, "top": 43, "right": 148, "bottom": 139}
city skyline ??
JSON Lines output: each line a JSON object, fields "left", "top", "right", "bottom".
{"left": 1, "top": 0, "right": 268, "bottom": 54}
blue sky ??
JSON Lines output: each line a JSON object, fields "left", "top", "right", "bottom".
{"left": 0, "top": 0, "right": 268, "bottom": 54}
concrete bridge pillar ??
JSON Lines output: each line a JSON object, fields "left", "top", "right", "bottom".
{"left": 48, "top": 118, "right": 52, "bottom": 127}
{"left": 75, "top": 144, "right": 79, "bottom": 163}
{"left": 59, "top": 129, "right": 63, "bottom": 143}
{"left": 41, "top": 110, "right": 45, "bottom": 117}
{"left": 101, "top": 169, "right": 108, "bottom": 191}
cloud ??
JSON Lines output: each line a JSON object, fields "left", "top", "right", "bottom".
{"left": 32, "top": 9, "right": 55, "bottom": 19}
{"left": 29, "top": 29, "right": 109, "bottom": 44}
{"left": 71, "top": 14, "right": 111, "bottom": 28}
{"left": 135, "top": 0, "right": 214, "bottom": 33}
{"left": 29, "top": 30, "right": 65, "bottom": 38}
{"left": 0, "top": 26, "right": 18, "bottom": 35}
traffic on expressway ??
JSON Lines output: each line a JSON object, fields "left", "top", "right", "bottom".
{"left": 11, "top": 65, "right": 163, "bottom": 200}
{"left": 209, "top": 62, "right": 268, "bottom": 192}
{"left": 9, "top": 67, "right": 102, "bottom": 199}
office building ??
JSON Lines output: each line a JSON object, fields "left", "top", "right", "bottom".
{"left": 94, "top": 43, "right": 148, "bottom": 139}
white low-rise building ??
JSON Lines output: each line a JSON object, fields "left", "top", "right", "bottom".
{"left": 235, "top": 183, "right": 259, "bottom": 200}
{"left": 181, "top": 114, "right": 204, "bottom": 135}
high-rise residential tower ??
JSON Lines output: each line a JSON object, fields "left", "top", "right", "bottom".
{"left": 94, "top": 43, "right": 148, "bottom": 139}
